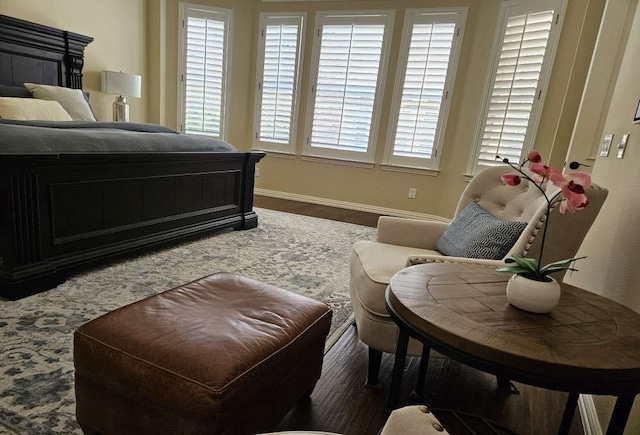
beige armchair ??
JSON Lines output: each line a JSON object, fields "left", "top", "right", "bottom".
{"left": 349, "top": 166, "right": 608, "bottom": 386}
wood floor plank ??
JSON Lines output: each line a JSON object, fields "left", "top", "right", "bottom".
{"left": 255, "top": 196, "right": 381, "bottom": 228}
{"left": 275, "top": 326, "right": 583, "bottom": 435}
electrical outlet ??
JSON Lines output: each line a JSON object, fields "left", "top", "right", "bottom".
{"left": 255, "top": 167, "right": 260, "bottom": 177}
{"left": 408, "top": 188, "right": 417, "bottom": 199}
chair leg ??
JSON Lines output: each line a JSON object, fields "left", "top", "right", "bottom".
{"left": 497, "top": 376, "right": 519, "bottom": 393}
{"left": 366, "top": 347, "right": 383, "bottom": 388}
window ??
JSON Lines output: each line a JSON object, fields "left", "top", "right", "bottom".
{"left": 384, "top": 8, "right": 467, "bottom": 170}
{"left": 253, "top": 13, "right": 305, "bottom": 153}
{"left": 178, "top": 3, "right": 233, "bottom": 139}
{"left": 303, "top": 11, "right": 395, "bottom": 163}
{"left": 470, "top": 0, "right": 565, "bottom": 173}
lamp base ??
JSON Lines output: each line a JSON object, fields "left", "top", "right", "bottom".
{"left": 113, "top": 96, "right": 129, "bottom": 122}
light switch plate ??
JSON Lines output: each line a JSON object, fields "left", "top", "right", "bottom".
{"left": 600, "top": 134, "right": 613, "bottom": 157}
{"left": 617, "top": 134, "right": 629, "bottom": 158}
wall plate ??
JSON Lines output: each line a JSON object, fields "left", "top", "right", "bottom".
{"left": 600, "top": 134, "right": 613, "bottom": 157}
{"left": 617, "top": 134, "right": 629, "bottom": 158}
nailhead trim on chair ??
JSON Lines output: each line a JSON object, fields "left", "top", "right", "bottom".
{"left": 406, "top": 256, "right": 446, "bottom": 266}
{"left": 522, "top": 202, "right": 556, "bottom": 257}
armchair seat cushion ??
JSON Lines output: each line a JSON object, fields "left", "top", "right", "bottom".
{"left": 352, "top": 240, "right": 440, "bottom": 315}
{"left": 354, "top": 240, "right": 441, "bottom": 285}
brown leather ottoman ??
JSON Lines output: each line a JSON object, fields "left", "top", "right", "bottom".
{"left": 73, "top": 273, "right": 332, "bottom": 435}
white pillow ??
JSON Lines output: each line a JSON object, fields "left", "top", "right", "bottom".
{"left": 0, "top": 97, "right": 73, "bottom": 121}
{"left": 24, "top": 83, "right": 96, "bottom": 121}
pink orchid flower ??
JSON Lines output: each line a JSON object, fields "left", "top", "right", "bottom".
{"left": 501, "top": 173, "right": 521, "bottom": 186}
{"left": 559, "top": 193, "right": 589, "bottom": 213}
{"left": 552, "top": 171, "right": 591, "bottom": 214}
{"left": 553, "top": 171, "right": 591, "bottom": 192}
{"left": 527, "top": 150, "right": 542, "bottom": 163}
{"left": 529, "top": 163, "right": 564, "bottom": 184}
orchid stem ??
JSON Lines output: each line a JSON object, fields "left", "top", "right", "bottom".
{"left": 504, "top": 158, "right": 559, "bottom": 277}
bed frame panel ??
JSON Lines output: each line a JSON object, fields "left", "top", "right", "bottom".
{"left": 0, "top": 15, "right": 265, "bottom": 300}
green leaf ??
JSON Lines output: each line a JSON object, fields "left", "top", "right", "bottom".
{"left": 499, "top": 254, "right": 586, "bottom": 279}
{"left": 542, "top": 266, "right": 579, "bottom": 275}
{"left": 540, "top": 256, "right": 586, "bottom": 272}
{"left": 496, "top": 265, "right": 533, "bottom": 275}
{"left": 509, "top": 254, "right": 539, "bottom": 272}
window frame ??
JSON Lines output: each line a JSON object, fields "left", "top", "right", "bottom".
{"left": 177, "top": 2, "right": 233, "bottom": 140}
{"left": 467, "top": 0, "right": 566, "bottom": 174}
{"left": 302, "top": 10, "right": 395, "bottom": 164}
{"left": 252, "top": 12, "right": 306, "bottom": 154}
{"left": 382, "top": 7, "right": 467, "bottom": 171}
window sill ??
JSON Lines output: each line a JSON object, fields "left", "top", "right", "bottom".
{"left": 252, "top": 149, "right": 297, "bottom": 160}
{"left": 301, "top": 154, "right": 374, "bottom": 169}
{"left": 380, "top": 164, "right": 439, "bottom": 177}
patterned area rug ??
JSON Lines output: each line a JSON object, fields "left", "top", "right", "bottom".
{"left": 0, "top": 208, "right": 376, "bottom": 434}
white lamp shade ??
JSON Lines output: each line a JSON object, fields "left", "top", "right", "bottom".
{"left": 101, "top": 71, "right": 142, "bottom": 98}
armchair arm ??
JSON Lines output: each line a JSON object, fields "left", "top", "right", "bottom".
{"left": 377, "top": 216, "right": 451, "bottom": 249}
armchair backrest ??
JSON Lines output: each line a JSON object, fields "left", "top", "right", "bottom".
{"left": 457, "top": 166, "right": 608, "bottom": 280}
{"left": 457, "top": 166, "right": 548, "bottom": 221}
{"left": 527, "top": 184, "right": 608, "bottom": 280}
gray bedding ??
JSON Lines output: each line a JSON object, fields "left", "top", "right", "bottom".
{"left": 0, "top": 120, "right": 237, "bottom": 153}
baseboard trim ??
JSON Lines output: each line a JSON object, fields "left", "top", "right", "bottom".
{"left": 254, "top": 188, "right": 449, "bottom": 222}
{"left": 579, "top": 394, "right": 603, "bottom": 435}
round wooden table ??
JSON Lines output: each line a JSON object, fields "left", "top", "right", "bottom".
{"left": 385, "top": 263, "right": 640, "bottom": 435}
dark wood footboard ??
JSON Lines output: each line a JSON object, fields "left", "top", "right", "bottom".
{"left": 0, "top": 151, "right": 265, "bottom": 300}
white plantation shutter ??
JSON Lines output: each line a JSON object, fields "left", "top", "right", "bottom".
{"left": 260, "top": 23, "right": 298, "bottom": 143}
{"left": 472, "top": 0, "right": 564, "bottom": 171}
{"left": 304, "top": 12, "right": 394, "bottom": 162}
{"left": 394, "top": 23, "right": 454, "bottom": 158}
{"left": 311, "top": 24, "right": 384, "bottom": 152}
{"left": 254, "top": 14, "right": 304, "bottom": 153}
{"left": 385, "top": 9, "right": 466, "bottom": 169}
{"left": 179, "top": 5, "right": 232, "bottom": 139}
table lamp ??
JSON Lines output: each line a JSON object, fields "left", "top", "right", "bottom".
{"left": 100, "top": 71, "right": 142, "bottom": 122}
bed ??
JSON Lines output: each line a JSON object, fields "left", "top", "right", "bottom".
{"left": 0, "top": 14, "right": 265, "bottom": 300}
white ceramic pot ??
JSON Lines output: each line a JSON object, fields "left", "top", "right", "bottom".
{"left": 506, "top": 274, "right": 561, "bottom": 314}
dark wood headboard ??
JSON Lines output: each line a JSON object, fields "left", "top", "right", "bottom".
{"left": 0, "top": 14, "right": 93, "bottom": 89}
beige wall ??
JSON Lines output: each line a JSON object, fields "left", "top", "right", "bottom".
{"left": 0, "top": 0, "right": 146, "bottom": 122}
{"left": 254, "top": 1, "right": 605, "bottom": 218}
{"left": 254, "top": 0, "right": 495, "bottom": 218}
{"left": 179, "top": 0, "right": 603, "bottom": 218}
{"left": 146, "top": 0, "right": 167, "bottom": 126}
{"left": 156, "top": 0, "right": 257, "bottom": 141}
{"left": 565, "top": 0, "right": 640, "bottom": 432}
{"left": 142, "top": 0, "right": 606, "bottom": 218}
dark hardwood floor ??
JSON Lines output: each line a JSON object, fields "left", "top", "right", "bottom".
{"left": 255, "top": 196, "right": 583, "bottom": 435}
{"left": 255, "top": 196, "right": 381, "bottom": 228}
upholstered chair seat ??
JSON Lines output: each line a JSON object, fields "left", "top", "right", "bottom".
{"left": 350, "top": 166, "right": 608, "bottom": 386}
